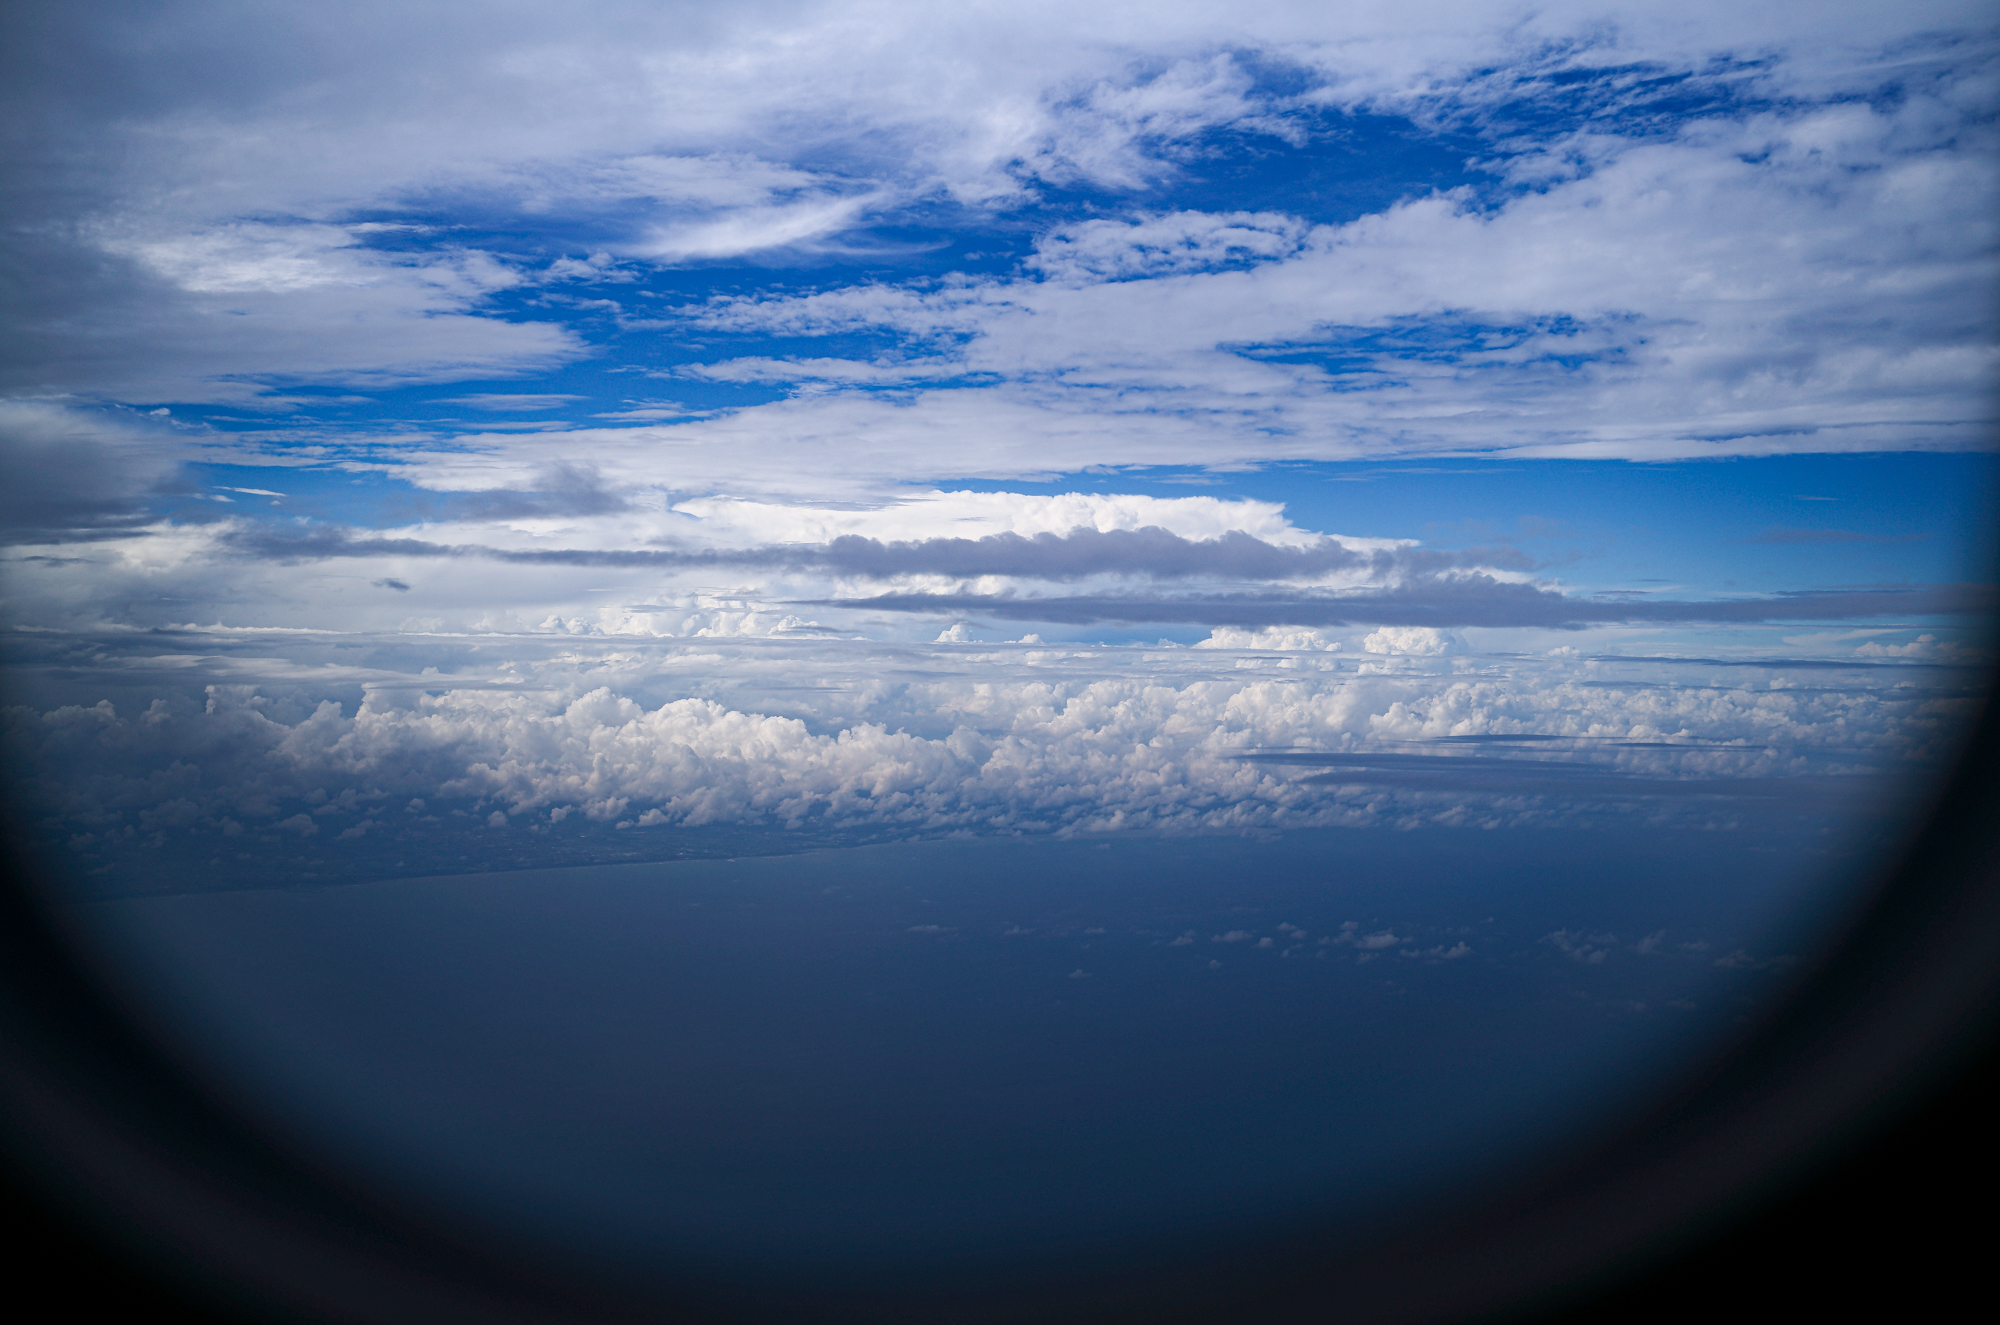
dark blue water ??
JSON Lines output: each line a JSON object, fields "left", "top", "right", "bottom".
{"left": 59, "top": 822, "right": 1886, "bottom": 1284}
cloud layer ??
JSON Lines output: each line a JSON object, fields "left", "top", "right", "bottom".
{"left": 2, "top": 4, "right": 1992, "bottom": 888}
{"left": 13, "top": 636, "right": 1971, "bottom": 885}
{"left": 2, "top": 2, "right": 1992, "bottom": 470}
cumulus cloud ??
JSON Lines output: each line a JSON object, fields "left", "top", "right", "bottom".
{"left": 1546, "top": 930, "right": 1614, "bottom": 964}
{"left": 1195, "top": 626, "right": 1341, "bottom": 652}
{"left": 1362, "top": 626, "right": 1464, "bottom": 656}
{"left": 8, "top": 631, "right": 1967, "bottom": 887}
{"left": 670, "top": 491, "right": 1327, "bottom": 548}
{"left": 1857, "top": 633, "right": 1942, "bottom": 657}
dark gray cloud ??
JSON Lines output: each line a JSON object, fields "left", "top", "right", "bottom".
{"left": 207, "top": 520, "right": 1995, "bottom": 627}
{"left": 0, "top": 2, "right": 592, "bottom": 404}
{"left": 0, "top": 407, "right": 180, "bottom": 544}
{"left": 804, "top": 581, "right": 1998, "bottom": 629}
{"left": 216, "top": 521, "right": 1528, "bottom": 581}
{"left": 1590, "top": 655, "right": 1978, "bottom": 671}
{"left": 215, "top": 526, "right": 736, "bottom": 568}
{"left": 1230, "top": 748, "right": 1891, "bottom": 803}
{"left": 440, "top": 463, "right": 632, "bottom": 520}
{"left": 804, "top": 527, "right": 1520, "bottom": 580}
{"left": 816, "top": 527, "right": 1361, "bottom": 579}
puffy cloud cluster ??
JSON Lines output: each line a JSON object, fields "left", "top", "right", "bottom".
{"left": 1362, "top": 626, "right": 1465, "bottom": 656}
{"left": 563, "top": 596, "right": 826, "bottom": 640}
{"left": 10, "top": 639, "right": 1971, "bottom": 866}
{"left": 665, "top": 491, "right": 1338, "bottom": 548}
{"left": 1195, "top": 626, "right": 1341, "bottom": 652}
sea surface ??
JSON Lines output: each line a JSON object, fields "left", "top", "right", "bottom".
{"left": 55, "top": 821, "right": 1892, "bottom": 1286}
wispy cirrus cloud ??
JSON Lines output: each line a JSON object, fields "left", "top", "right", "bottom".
{"left": 441, "top": 394, "right": 590, "bottom": 411}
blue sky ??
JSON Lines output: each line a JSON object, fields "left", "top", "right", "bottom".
{"left": 2, "top": 1, "right": 1996, "bottom": 876}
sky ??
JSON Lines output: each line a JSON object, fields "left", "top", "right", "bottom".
{"left": 2, "top": 0, "right": 1997, "bottom": 883}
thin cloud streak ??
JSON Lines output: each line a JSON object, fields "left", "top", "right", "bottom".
{"left": 215, "top": 522, "right": 1509, "bottom": 580}
{"left": 809, "top": 584, "right": 1997, "bottom": 629}
{"left": 194, "top": 523, "right": 2000, "bottom": 629}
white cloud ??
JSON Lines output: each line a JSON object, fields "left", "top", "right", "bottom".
{"left": 649, "top": 77, "right": 1999, "bottom": 466}
{"left": 10, "top": 634, "right": 1961, "bottom": 852}
{"left": 4, "top": 3, "right": 1989, "bottom": 444}
{"left": 1028, "top": 212, "right": 1310, "bottom": 284}
{"left": 665, "top": 490, "right": 1341, "bottom": 546}
{"left": 1856, "top": 633, "right": 1938, "bottom": 657}
{"left": 19, "top": 221, "right": 587, "bottom": 402}
{"left": 443, "top": 395, "right": 588, "bottom": 411}
{"left": 1546, "top": 930, "right": 1613, "bottom": 963}
{"left": 1196, "top": 626, "right": 1341, "bottom": 652}
{"left": 631, "top": 189, "right": 891, "bottom": 263}
{"left": 1362, "top": 626, "right": 1463, "bottom": 656}
{"left": 673, "top": 358, "right": 972, "bottom": 386}
{"left": 104, "top": 223, "right": 378, "bottom": 296}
